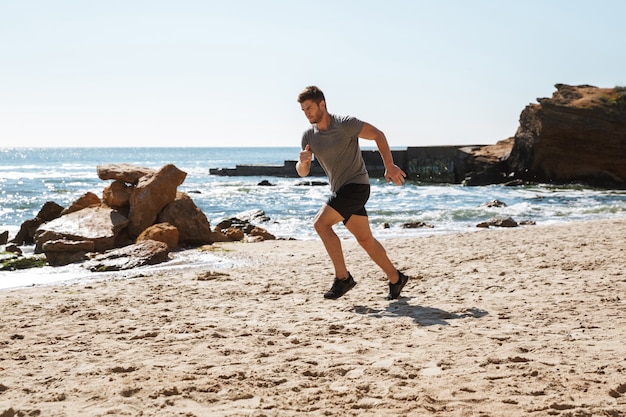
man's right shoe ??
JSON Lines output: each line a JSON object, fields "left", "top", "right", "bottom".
{"left": 324, "top": 274, "right": 357, "bottom": 299}
{"left": 386, "top": 271, "right": 409, "bottom": 300}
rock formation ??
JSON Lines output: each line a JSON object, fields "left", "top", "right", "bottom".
{"left": 84, "top": 239, "right": 170, "bottom": 272}
{"left": 0, "top": 164, "right": 275, "bottom": 271}
{"left": 60, "top": 192, "right": 101, "bottom": 216}
{"left": 156, "top": 192, "right": 219, "bottom": 246}
{"left": 460, "top": 139, "right": 514, "bottom": 186}
{"left": 10, "top": 201, "right": 64, "bottom": 245}
{"left": 35, "top": 206, "right": 129, "bottom": 253}
{"left": 5, "top": 163, "right": 280, "bottom": 271}
{"left": 43, "top": 239, "right": 96, "bottom": 266}
{"left": 136, "top": 223, "right": 179, "bottom": 250}
{"left": 127, "top": 164, "right": 187, "bottom": 237}
{"left": 507, "top": 84, "right": 626, "bottom": 187}
{"left": 103, "top": 180, "right": 133, "bottom": 209}
{"left": 97, "top": 164, "right": 156, "bottom": 185}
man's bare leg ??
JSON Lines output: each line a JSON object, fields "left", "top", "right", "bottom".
{"left": 313, "top": 204, "right": 349, "bottom": 279}
{"left": 344, "top": 214, "right": 400, "bottom": 283}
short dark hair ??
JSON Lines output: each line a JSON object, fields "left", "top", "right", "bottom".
{"left": 297, "top": 86, "right": 325, "bottom": 104}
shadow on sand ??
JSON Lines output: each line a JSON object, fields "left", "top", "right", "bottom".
{"left": 354, "top": 298, "right": 488, "bottom": 326}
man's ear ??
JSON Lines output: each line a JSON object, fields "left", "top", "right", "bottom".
{"left": 320, "top": 100, "right": 326, "bottom": 111}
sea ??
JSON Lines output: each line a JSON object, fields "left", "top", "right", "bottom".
{"left": 2, "top": 147, "right": 626, "bottom": 289}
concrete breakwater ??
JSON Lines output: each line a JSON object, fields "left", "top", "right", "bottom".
{"left": 209, "top": 145, "right": 489, "bottom": 184}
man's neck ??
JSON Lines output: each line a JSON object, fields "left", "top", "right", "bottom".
{"left": 316, "top": 112, "right": 332, "bottom": 131}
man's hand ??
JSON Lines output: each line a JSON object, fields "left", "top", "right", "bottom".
{"left": 384, "top": 164, "right": 407, "bottom": 186}
{"left": 359, "top": 122, "right": 406, "bottom": 185}
{"left": 296, "top": 144, "right": 312, "bottom": 177}
{"left": 299, "top": 144, "right": 312, "bottom": 164}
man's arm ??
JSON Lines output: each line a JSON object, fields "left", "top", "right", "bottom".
{"left": 359, "top": 122, "right": 406, "bottom": 185}
{"left": 296, "top": 144, "right": 312, "bottom": 177}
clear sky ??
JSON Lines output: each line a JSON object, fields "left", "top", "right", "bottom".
{"left": 2, "top": 0, "right": 625, "bottom": 148}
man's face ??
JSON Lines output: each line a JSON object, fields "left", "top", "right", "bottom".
{"left": 300, "top": 99, "right": 324, "bottom": 124}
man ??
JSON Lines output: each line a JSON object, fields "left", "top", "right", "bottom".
{"left": 296, "top": 85, "right": 409, "bottom": 300}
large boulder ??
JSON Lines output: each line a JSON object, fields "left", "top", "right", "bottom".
{"left": 97, "top": 164, "right": 156, "bottom": 185}
{"left": 136, "top": 222, "right": 179, "bottom": 250}
{"left": 10, "top": 201, "right": 65, "bottom": 245}
{"left": 11, "top": 219, "right": 42, "bottom": 246}
{"left": 103, "top": 180, "right": 133, "bottom": 209}
{"left": 61, "top": 192, "right": 101, "bottom": 216}
{"left": 35, "top": 206, "right": 129, "bottom": 253}
{"left": 127, "top": 164, "right": 187, "bottom": 238}
{"left": 508, "top": 84, "right": 626, "bottom": 187}
{"left": 156, "top": 192, "right": 215, "bottom": 245}
{"left": 42, "top": 239, "right": 96, "bottom": 266}
{"left": 83, "top": 239, "right": 170, "bottom": 272}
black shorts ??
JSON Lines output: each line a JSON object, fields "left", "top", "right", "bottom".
{"left": 327, "top": 183, "right": 370, "bottom": 224}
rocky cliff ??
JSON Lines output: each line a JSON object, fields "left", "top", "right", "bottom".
{"left": 507, "top": 84, "right": 626, "bottom": 187}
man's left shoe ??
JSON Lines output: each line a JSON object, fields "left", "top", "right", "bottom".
{"left": 386, "top": 271, "right": 409, "bottom": 300}
{"left": 324, "top": 274, "right": 357, "bottom": 299}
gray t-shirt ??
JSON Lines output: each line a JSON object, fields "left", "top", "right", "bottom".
{"left": 301, "top": 114, "right": 369, "bottom": 192}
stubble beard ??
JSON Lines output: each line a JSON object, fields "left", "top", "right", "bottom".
{"left": 309, "top": 109, "right": 323, "bottom": 125}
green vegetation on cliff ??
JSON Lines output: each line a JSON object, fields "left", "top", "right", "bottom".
{"left": 598, "top": 85, "right": 626, "bottom": 108}
{"left": 614, "top": 86, "right": 626, "bottom": 108}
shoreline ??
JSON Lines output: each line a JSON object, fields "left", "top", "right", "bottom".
{"left": 1, "top": 217, "right": 625, "bottom": 416}
{"left": 3, "top": 215, "right": 625, "bottom": 292}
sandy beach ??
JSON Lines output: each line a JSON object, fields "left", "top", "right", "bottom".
{"left": 1, "top": 218, "right": 625, "bottom": 416}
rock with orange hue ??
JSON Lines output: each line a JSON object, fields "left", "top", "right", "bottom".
{"left": 136, "top": 223, "right": 179, "bottom": 250}
{"left": 103, "top": 180, "right": 133, "bottom": 209}
{"left": 35, "top": 206, "right": 129, "bottom": 253}
{"left": 61, "top": 192, "right": 101, "bottom": 216}
{"left": 97, "top": 164, "right": 155, "bottom": 185}
{"left": 156, "top": 192, "right": 216, "bottom": 246}
{"left": 127, "top": 164, "right": 187, "bottom": 238}
{"left": 224, "top": 227, "right": 245, "bottom": 241}
{"left": 249, "top": 226, "right": 276, "bottom": 241}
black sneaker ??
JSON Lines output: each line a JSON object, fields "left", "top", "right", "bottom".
{"left": 386, "top": 271, "right": 409, "bottom": 300}
{"left": 324, "top": 274, "right": 357, "bottom": 299}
